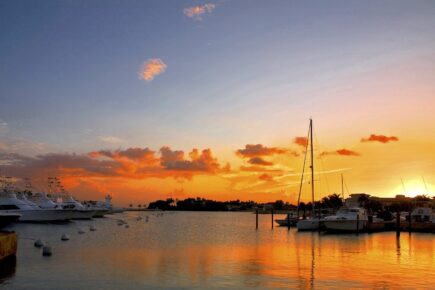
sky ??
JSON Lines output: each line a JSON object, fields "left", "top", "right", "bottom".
{"left": 1, "top": 0, "right": 434, "bottom": 206}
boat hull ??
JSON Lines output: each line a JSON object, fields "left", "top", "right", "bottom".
{"left": 71, "top": 210, "right": 95, "bottom": 220}
{"left": 92, "top": 209, "right": 109, "bottom": 218}
{"left": 296, "top": 219, "right": 321, "bottom": 231}
{"left": 0, "top": 214, "right": 21, "bottom": 228}
{"left": 0, "top": 209, "right": 73, "bottom": 222}
{"left": 324, "top": 219, "right": 367, "bottom": 232}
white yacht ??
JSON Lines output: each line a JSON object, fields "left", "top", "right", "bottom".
{"left": 0, "top": 191, "right": 73, "bottom": 222}
{"left": 58, "top": 196, "right": 96, "bottom": 219}
{"left": 411, "top": 207, "right": 434, "bottom": 223}
{"left": 97, "top": 195, "right": 124, "bottom": 214}
{"left": 323, "top": 207, "right": 368, "bottom": 232}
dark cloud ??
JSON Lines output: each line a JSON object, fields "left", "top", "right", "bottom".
{"left": 248, "top": 157, "right": 274, "bottom": 166}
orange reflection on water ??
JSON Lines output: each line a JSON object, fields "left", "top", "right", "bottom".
{"left": 82, "top": 218, "right": 434, "bottom": 290}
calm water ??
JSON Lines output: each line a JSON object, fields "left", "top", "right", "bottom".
{"left": 0, "top": 212, "right": 434, "bottom": 289}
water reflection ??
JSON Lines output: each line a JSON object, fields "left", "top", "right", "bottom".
{"left": 2, "top": 212, "right": 434, "bottom": 289}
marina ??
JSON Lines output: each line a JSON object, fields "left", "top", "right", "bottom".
{"left": 0, "top": 211, "right": 433, "bottom": 289}
{"left": 1, "top": 1, "right": 435, "bottom": 289}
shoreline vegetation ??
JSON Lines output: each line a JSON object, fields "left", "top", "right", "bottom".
{"left": 137, "top": 194, "right": 434, "bottom": 217}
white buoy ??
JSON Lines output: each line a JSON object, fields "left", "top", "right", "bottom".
{"left": 61, "top": 234, "right": 69, "bottom": 241}
{"left": 78, "top": 229, "right": 85, "bottom": 234}
{"left": 42, "top": 246, "right": 52, "bottom": 256}
{"left": 34, "top": 238, "right": 44, "bottom": 248}
{"left": 89, "top": 225, "right": 96, "bottom": 231}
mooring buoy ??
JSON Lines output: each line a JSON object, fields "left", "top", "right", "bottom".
{"left": 42, "top": 246, "right": 52, "bottom": 256}
{"left": 34, "top": 238, "right": 44, "bottom": 248}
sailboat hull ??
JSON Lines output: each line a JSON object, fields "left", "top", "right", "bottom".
{"left": 296, "top": 219, "right": 321, "bottom": 231}
{"left": 324, "top": 219, "right": 367, "bottom": 232}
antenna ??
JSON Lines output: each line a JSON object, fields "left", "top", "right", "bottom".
{"left": 422, "top": 176, "right": 429, "bottom": 195}
{"left": 400, "top": 178, "right": 407, "bottom": 195}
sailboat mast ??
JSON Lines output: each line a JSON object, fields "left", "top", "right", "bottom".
{"left": 310, "top": 119, "right": 315, "bottom": 215}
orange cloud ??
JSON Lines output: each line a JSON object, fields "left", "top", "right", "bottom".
{"left": 248, "top": 157, "right": 274, "bottom": 166}
{"left": 319, "top": 148, "right": 361, "bottom": 158}
{"left": 361, "top": 134, "right": 399, "bottom": 143}
{"left": 183, "top": 3, "right": 215, "bottom": 20}
{"left": 140, "top": 58, "right": 167, "bottom": 81}
{"left": 160, "top": 147, "right": 220, "bottom": 172}
{"left": 293, "top": 136, "right": 308, "bottom": 148}
{"left": 258, "top": 173, "right": 273, "bottom": 182}
{"left": 1, "top": 146, "right": 222, "bottom": 182}
{"left": 239, "top": 166, "right": 283, "bottom": 173}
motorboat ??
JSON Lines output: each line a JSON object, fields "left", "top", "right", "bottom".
{"left": 411, "top": 207, "right": 433, "bottom": 223}
{"left": 0, "top": 191, "right": 72, "bottom": 222}
{"left": 58, "top": 196, "right": 96, "bottom": 219}
{"left": 323, "top": 207, "right": 368, "bottom": 232}
{"left": 275, "top": 212, "right": 298, "bottom": 226}
{"left": 0, "top": 213, "right": 21, "bottom": 228}
{"left": 95, "top": 195, "right": 123, "bottom": 214}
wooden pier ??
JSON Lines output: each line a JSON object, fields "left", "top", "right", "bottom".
{"left": 0, "top": 232, "right": 17, "bottom": 261}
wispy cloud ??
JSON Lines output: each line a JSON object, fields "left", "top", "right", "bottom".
{"left": 183, "top": 3, "right": 216, "bottom": 20}
{"left": 98, "top": 135, "right": 124, "bottom": 144}
{"left": 0, "top": 119, "right": 9, "bottom": 135}
{"left": 361, "top": 134, "right": 399, "bottom": 143}
{"left": 139, "top": 58, "right": 167, "bottom": 81}
{"left": 319, "top": 148, "right": 361, "bottom": 158}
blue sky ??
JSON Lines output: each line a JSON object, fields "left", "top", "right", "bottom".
{"left": 1, "top": 0, "right": 434, "bottom": 154}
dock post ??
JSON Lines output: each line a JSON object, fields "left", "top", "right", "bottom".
{"left": 408, "top": 211, "right": 412, "bottom": 233}
{"left": 287, "top": 213, "right": 290, "bottom": 229}
{"left": 271, "top": 209, "right": 274, "bottom": 229}
{"left": 356, "top": 214, "right": 359, "bottom": 235}
{"left": 396, "top": 211, "right": 400, "bottom": 237}
{"left": 256, "top": 209, "right": 258, "bottom": 230}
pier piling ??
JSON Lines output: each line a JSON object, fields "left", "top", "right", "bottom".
{"left": 396, "top": 211, "right": 400, "bottom": 237}
{"left": 256, "top": 209, "right": 258, "bottom": 230}
{"left": 356, "top": 214, "right": 359, "bottom": 235}
{"left": 271, "top": 209, "right": 274, "bottom": 229}
{"left": 287, "top": 214, "right": 290, "bottom": 230}
{"left": 408, "top": 212, "right": 412, "bottom": 233}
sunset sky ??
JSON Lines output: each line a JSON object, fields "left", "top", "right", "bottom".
{"left": 1, "top": 1, "right": 434, "bottom": 205}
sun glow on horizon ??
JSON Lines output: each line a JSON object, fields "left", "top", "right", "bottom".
{"left": 389, "top": 179, "right": 433, "bottom": 198}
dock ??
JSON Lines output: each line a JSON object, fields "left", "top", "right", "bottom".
{"left": 0, "top": 232, "right": 18, "bottom": 261}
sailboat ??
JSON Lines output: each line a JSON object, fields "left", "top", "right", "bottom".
{"left": 297, "top": 119, "right": 321, "bottom": 231}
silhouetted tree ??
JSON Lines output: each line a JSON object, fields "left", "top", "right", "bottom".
{"left": 358, "top": 194, "right": 370, "bottom": 207}
{"left": 273, "top": 200, "right": 284, "bottom": 210}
